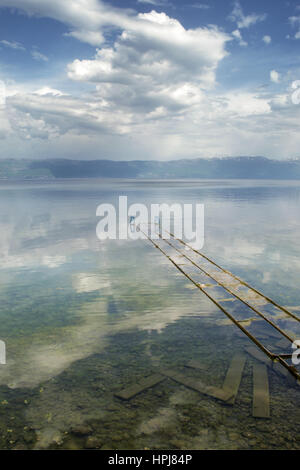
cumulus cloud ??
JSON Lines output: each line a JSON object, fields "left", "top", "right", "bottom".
{"left": 289, "top": 15, "right": 300, "bottom": 25}
{"left": 232, "top": 29, "right": 248, "bottom": 46}
{"left": 64, "top": 8, "right": 231, "bottom": 143}
{"left": 3, "top": 81, "right": 280, "bottom": 156}
{"left": 0, "top": 0, "right": 232, "bottom": 155}
{"left": 289, "top": 15, "right": 300, "bottom": 39}
{"left": 34, "top": 87, "right": 67, "bottom": 97}
{"left": 263, "top": 35, "right": 271, "bottom": 44}
{"left": 7, "top": 89, "right": 133, "bottom": 141}
{"left": 223, "top": 92, "right": 271, "bottom": 117}
{"left": 3, "top": 83, "right": 300, "bottom": 161}
{"left": 1, "top": 0, "right": 300, "bottom": 161}
{"left": 5, "top": 84, "right": 300, "bottom": 162}
{"left": 67, "top": 10, "right": 230, "bottom": 91}
{"left": 229, "top": 1, "right": 266, "bottom": 29}
{"left": 0, "top": 0, "right": 131, "bottom": 46}
{"left": 270, "top": 70, "right": 280, "bottom": 83}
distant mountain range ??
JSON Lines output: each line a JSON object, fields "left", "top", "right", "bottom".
{"left": 1, "top": 156, "right": 300, "bottom": 180}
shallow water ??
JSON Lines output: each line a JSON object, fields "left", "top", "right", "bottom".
{"left": 0, "top": 179, "right": 300, "bottom": 449}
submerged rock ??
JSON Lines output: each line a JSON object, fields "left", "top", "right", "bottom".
{"left": 64, "top": 438, "right": 82, "bottom": 450}
{"left": 84, "top": 436, "right": 102, "bottom": 449}
{"left": 71, "top": 425, "right": 92, "bottom": 437}
{"left": 34, "top": 428, "right": 63, "bottom": 449}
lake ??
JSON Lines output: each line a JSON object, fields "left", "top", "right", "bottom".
{"left": 0, "top": 179, "right": 300, "bottom": 450}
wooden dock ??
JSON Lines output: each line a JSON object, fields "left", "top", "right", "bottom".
{"left": 141, "top": 226, "right": 300, "bottom": 383}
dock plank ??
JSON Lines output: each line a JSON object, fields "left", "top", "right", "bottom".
{"left": 115, "top": 374, "right": 165, "bottom": 400}
{"left": 222, "top": 354, "right": 246, "bottom": 405}
{"left": 245, "top": 346, "right": 271, "bottom": 366}
{"left": 276, "top": 338, "right": 292, "bottom": 349}
{"left": 245, "top": 346, "right": 290, "bottom": 379}
{"left": 185, "top": 360, "right": 207, "bottom": 371}
{"left": 161, "top": 369, "right": 234, "bottom": 403}
{"left": 253, "top": 364, "right": 270, "bottom": 419}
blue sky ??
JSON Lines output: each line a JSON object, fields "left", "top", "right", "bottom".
{"left": 0, "top": 0, "right": 300, "bottom": 160}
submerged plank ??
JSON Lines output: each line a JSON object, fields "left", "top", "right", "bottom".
{"left": 222, "top": 354, "right": 246, "bottom": 405}
{"left": 253, "top": 364, "right": 270, "bottom": 419}
{"left": 272, "top": 362, "right": 291, "bottom": 380}
{"left": 161, "top": 369, "right": 234, "bottom": 403}
{"left": 245, "top": 346, "right": 290, "bottom": 379}
{"left": 237, "top": 330, "right": 269, "bottom": 340}
{"left": 276, "top": 338, "right": 292, "bottom": 349}
{"left": 115, "top": 374, "right": 165, "bottom": 400}
{"left": 185, "top": 360, "right": 207, "bottom": 371}
{"left": 245, "top": 346, "right": 272, "bottom": 367}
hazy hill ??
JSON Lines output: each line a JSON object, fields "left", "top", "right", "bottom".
{"left": 1, "top": 156, "right": 300, "bottom": 179}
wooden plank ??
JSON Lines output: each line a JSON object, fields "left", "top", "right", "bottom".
{"left": 161, "top": 369, "right": 234, "bottom": 403}
{"left": 222, "top": 354, "right": 246, "bottom": 405}
{"left": 245, "top": 346, "right": 289, "bottom": 379}
{"left": 250, "top": 323, "right": 281, "bottom": 339}
{"left": 272, "top": 362, "right": 290, "bottom": 379}
{"left": 276, "top": 338, "right": 291, "bottom": 349}
{"left": 245, "top": 346, "right": 272, "bottom": 367}
{"left": 253, "top": 364, "right": 270, "bottom": 419}
{"left": 115, "top": 374, "right": 165, "bottom": 400}
{"left": 185, "top": 360, "right": 207, "bottom": 371}
{"left": 237, "top": 330, "right": 269, "bottom": 340}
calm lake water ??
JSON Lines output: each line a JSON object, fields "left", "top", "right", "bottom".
{"left": 0, "top": 179, "right": 300, "bottom": 450}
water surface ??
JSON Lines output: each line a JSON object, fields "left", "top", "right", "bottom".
{"left": 0, "top": 179, "right": 300, "bottom": 450}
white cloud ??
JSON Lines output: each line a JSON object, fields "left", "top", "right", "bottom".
{"left": 224, "top": 92, "right": 271, "bottom": 117}
{"left": 0, "top": 0, "right": 141, "bottom": 47}
{"left": 289, "top": 15, "right": 300, "bottom": 25}
{"left": 34, "top": 87, "right": 66, "bottom": 96}
{"left": 188, "top": 3, "right": 210, "bottom": 9}
{"left": 232, "top": 29, "right": 248, "bottom": 46}
{"left": 67, "top": 10, "right": 230, "bottom": 92}
{"left": 31, "top": 49, "right": 49, "bottom": 62}
{"left": 263, "top": 35, "right": 271, "bottom": 44}
{"left": 1, "top": 0, "right": 300, "bottom": 161}
{"left": 270, "top": 93, "right": 288, "bottom": 108}
{"left": 270, "top": 70, "right": 280, "bottom": 83}
{"left": 229, "top": 1, "right": 266, "bottom": 29}
{"left": 0, "top": 39, "right": 25, "bottom": 51}
{"left": 6, "top": 86, "right": 136, "bottom": 142}
{"left": 0, "top": 0, "right": 232, "bottom": 155}
{"left": 3, "top": 82, "right": 284, "bottom": 162}
{"left": 3, "top": 87, "right": 300, "bottom": 161}
{"left": 0, "top": 38, "right": 48, "bottom": 62}
{"left": 289, "top": 15, "right": 300, "bottom": 39}
{"left": 64, "top": 30, "right": 105, "bottom": 46}
{"left": 137, "top": 0, "right": 170, "bottom": 5}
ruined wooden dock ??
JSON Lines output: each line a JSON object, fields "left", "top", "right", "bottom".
{"left": 115, "top": 226, "right": 300, "bottom": 420}
{"left": 141, "top": 226, "right": 300, "bottom": 383}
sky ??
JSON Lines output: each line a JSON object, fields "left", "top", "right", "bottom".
{"left": 0, "top": 0, "right": 300, "bottom": 161}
